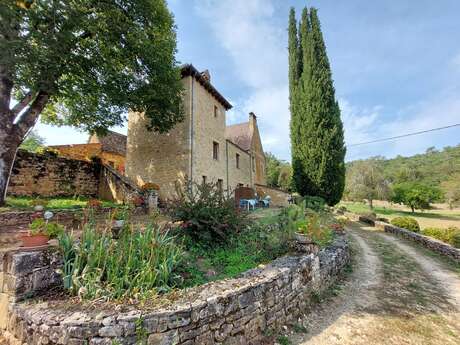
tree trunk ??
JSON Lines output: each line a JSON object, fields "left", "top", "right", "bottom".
{"left": 369, "top": 199, "right": 373, "bottom": 210}
{"left": 410, "top": 205, "right": 415, "bottom": 213}
{"left": 0, "top": 129, "right": 21, "bottom": 206}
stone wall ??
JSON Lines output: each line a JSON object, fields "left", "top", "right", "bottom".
{"left": 226, "top": 141, "right": 252, "bottom": 191}
{"left": 126, "top": 78, "right": 191, "bottom": 200}
{"left": 248, "top": 114, "right": 266, "bottom": 186}
{"left": 8, "top": 150, "right": 99, "bottom": 198}
{"left": 375, "top": 221, "right": 460, "bottom": 263}
{"left": 192, "top": 77, "right": 228, "bottom": 193}
{"left": 346, "top": 212, "right": 460, "bottom": 263}
{"left": 52, "top": 144, "right": 126, "bottom": 174}
{"left": 98, "top": 165, "right": 143, "bottom": 203}
{"left": 1, "top": 235, "right": 349, "bottom": 345}
{"left": 255, "top": 184, "right": 290, "bottom": 207}
{"left": 51, "top": 143, "right": 102, "bottom": 162}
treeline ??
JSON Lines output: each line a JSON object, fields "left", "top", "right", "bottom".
{"left": 265, "top": 153, "right": 293, "bottom": 191}
{"left": 345, "top": 144, "right": 460, "bottom": 209}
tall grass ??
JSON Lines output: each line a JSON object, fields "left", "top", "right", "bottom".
{"left": 59, "top": 222, "right": 183, "bottom": 301}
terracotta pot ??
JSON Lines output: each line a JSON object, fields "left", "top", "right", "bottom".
{"left": 21, "top": 234, "right": 49, "bottom": 247}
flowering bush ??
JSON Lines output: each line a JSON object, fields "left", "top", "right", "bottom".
{"left": 167, "top": 181, "right": 247, "bottom": 244}
{"left": 86, "top": 199, "right": 102, "bottom": 209}
{"left": 130, "top": 195, "right": 145, "bottom": 207}
{"left": 141, "top": 182, "right": 160, "bottom": 191}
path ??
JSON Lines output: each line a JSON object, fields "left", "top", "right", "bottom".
{"left": 288, "top": 222, "right": 460, "bottom": 345}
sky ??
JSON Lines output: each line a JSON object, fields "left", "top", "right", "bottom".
{"left": 36, "top": 0, "right": 460, "bottom": 162}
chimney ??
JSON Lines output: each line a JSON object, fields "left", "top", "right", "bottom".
{"left": 249, "top": 112, "right": 257, "bottom": 131}
{"left": 200, "top": 70, "right": 211, "bottom": 82}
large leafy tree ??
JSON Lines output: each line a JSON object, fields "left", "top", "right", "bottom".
{"left": 0, "top": 0, "right": 183, "bottom": 205}
{"left": 289, "top": 7, "right": 345, "bottom": 205}
{"left": 19, "top": 130, "right": 45, "bottom": 153}
{"left": 391, "top": 182, "right": 442, "bottom": 213}
{"left": 345, "top": 159, "right": 391, "bottom": 209}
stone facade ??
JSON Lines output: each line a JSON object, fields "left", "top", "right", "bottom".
{"left": 8, "top": 150, "right": 99, "bottom": 198}
{"left": 51, "top": 131, "right": 126, "bottom": 174}
{"left": 0, "top": 235, "right": 349, "bottom": 345}
{"left": 126, "top": 64, "right": 267, "bottom": 200}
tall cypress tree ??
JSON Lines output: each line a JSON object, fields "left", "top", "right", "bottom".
{"left": 289, "top": 7, "right": 346, "bottom": 205}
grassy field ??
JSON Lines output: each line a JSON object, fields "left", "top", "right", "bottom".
{"left": 340, "top": 200, "right": 460, "bottom": 230}
{"left": 0, "top": 196, "right": 120, "bottom": 212}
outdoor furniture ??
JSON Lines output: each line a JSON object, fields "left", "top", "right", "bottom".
{"left": 239, "top": 198, "right": 257, "bottom": 211}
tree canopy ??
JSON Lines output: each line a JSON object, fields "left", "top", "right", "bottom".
{"left": 288, "top": 7, "right": 345, "bottom": 205}
{"left": 0, "top": 0, "right": 183, "bottom": 205}
{"left": 345, "top": 159, "right": 391, "bottom": 209}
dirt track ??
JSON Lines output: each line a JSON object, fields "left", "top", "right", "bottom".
{"left": 289, "top": 222, "right": 460, "bottom": 345}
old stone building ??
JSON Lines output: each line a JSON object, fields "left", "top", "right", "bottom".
{"left": 51, "top": 130, "right": 127, "bottom": 173}
{"left": 126, "top": 64, "right": 267, "bottom": 199}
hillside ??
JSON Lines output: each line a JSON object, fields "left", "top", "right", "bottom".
{"left": 347, "top": 144, "right": 460, "bottom": 188}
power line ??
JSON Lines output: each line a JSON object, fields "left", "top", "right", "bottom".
{"left": 348, "top": 123, "right": 460, "bottom": 147}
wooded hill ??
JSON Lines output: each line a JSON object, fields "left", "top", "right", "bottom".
{"left": 347, "top": 144, "right": 460, "bottom": 189}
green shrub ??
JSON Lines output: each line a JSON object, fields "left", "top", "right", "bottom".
{"left": 29, "top": 219, "right": 64, "bottom": 238}
{"left": 59, "top": 223, "right": 183, "bottom": 301}
{"left": 422, "top": 227, "right": 460, "bottom": 248}
{"left": 300, "top": 196, "right": 326, "bottom": 212}
{"left": 167, "top": 181, "right": 247, "bottom": 244}
{"left": 390, "top": 217, "right": 420, "bottom": 232}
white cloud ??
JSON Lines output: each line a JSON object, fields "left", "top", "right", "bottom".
{"left": 344, "top": 93, "right": 460, "bottom": 161}
{"left": 195, "top": 0, "right": 290, "bottom": 160}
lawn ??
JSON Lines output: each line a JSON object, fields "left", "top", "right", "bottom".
{"left": 1, "top": 196, "right": 120, "bottom": 212}
{"left": 340, "top": 201, "right": 460, "bottom": 229}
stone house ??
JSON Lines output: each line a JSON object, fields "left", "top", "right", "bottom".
{"left": 51, "top": 130, "right": 127, "bottom": 173}
{"left": 126, "top": 64, "right": 267, "bottom": 199}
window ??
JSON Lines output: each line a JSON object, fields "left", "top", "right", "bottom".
{"left": 217, "top": 179, "right": 223, "bottom": 192}
{"left": 202, "top": 176, "right": 207, "bottom": 184}
{"left": 213, "top": 141, "right": 219, "bottom": 160}
{"left": 252, "top": 156, "right": 255, "bottom": 172}
{"left": 236, "top": 153, "right": 240, "bottom": 169}
{"left": 214, "top": 105, "right": 219, "bottom": 118}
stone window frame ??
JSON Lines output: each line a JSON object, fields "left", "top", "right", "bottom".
{"left": 202, "top": 175, "right": 207, "bottom": 184}
{"left": 217, "top": 178, "right": 223, "bottom": 192}
{"left": 214, "top": 105, "right": 219, "bottom": 118}
{"left": 236, "top": 153, "right": 240, "bottom": 169}
{"left": 213, "top": 141, "right": 219, "bottom": 160}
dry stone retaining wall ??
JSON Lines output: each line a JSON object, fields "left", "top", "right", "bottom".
{"left": 8, "top": 150, "right": 99, "bottom": 198}
{"left": 1, "top": 236, "right": 349, "bottom": 345}
{"left": 346, "top": 212, "right": 460, "bottom": 263}
{"left": 375, "top": 221, "right": 460, "bottom": 263}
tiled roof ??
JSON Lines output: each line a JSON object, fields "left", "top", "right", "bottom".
{"left": 89, "top": 130, "right": 127, "bottom": 156}
{"left": 181, "top": 64, "right": 233, "bottom": 110}
{"left": 225, "top": 122, "right": 252, "bottom": 151}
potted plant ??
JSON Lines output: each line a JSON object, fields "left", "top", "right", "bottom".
{"left": 21, "top": 219, "right": 64, "bottom": 247}
{"left": 111, "top": 207, "right": 128, "bottom": 238}
{"left": 294, "top": 220, "right": 313, "bottom": 244}
{"left": 141, "top": 183, "right": 160, "bottom": 211}
{"left": 113, "top": 208, "right": 128, "bottom": 228}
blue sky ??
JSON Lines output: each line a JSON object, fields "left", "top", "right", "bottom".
{"left": 36, "top": 0, "right": 460, "bottom": 162}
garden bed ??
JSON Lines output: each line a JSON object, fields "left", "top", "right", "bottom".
{"left": 1, "top": 234, "right": 350, "bottom": 345}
